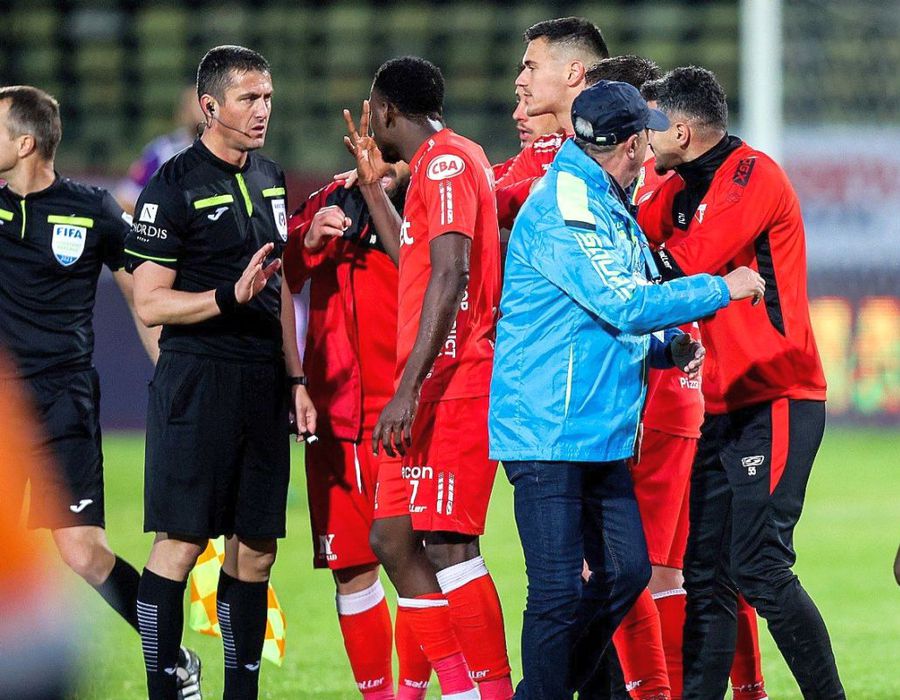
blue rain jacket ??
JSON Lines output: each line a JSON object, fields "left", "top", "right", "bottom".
{"left": 489, "top": 139, "right": 730, "bottom": 462}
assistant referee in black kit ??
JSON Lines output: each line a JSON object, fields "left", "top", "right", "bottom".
{"left": 0, "top": 84, "right": 206, "bottom": 690}
{"left": 125, "top": 46, "right": 316, "bottom": 700}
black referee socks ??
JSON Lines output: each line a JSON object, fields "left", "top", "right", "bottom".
{"left": 217, "top": 569, "right": 269, "bottom": 700}
{"left": 92, "top": 555, "right": 141, "bottom": 633}
{"left": 137, "top": 568, "right": 187, "bottom": 700}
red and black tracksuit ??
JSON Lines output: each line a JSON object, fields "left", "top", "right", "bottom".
{"left": 638, "top": 135, "right": 844, "bottom": 700}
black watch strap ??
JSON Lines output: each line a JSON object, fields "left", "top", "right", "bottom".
{"left": 287, "top": 375, "right": 308, "bottom": 387}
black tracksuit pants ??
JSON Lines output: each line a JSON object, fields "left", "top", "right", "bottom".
{"left": 682, "top": 398, "right": 845, "bottom": 700}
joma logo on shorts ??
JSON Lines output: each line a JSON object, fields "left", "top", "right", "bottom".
{"left": 402, "top": 465, "right": 433, "bottom": 480}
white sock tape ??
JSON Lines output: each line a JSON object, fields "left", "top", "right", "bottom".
{"left": 336, "top": 579, "right": 386, "bottom": 615}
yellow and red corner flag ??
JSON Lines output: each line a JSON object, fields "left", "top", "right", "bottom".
{"left": 188, "top": 537, "right": 287, "bottom": 666}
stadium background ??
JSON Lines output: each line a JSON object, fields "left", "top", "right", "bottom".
{"left": 1, "top": 1, "right": 897, "bottom": 698}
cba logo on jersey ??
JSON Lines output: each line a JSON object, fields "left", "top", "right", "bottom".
{"left": 426, "top": 154, "right": 465, "bottom": 181}
{"left": 51, "top": 224, "right": 86, "bottom": 266}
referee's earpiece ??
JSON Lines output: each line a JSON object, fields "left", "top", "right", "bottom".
{"left": 206, "top": 102, "right": 215, "bottom": 117}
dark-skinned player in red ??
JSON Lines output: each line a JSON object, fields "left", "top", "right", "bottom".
{"left": 343, "top": 57, "right": 512, "bottom": 700}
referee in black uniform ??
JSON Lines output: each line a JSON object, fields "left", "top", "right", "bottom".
{"left": 126, "top": 46, "right": 315, "bottom": 700}
{"left": 0, "top": 85, "right": 205, "bottom": 696}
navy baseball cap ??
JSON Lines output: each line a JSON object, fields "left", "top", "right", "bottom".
{"left": 572, "top": 80, "right": 669, "bottom": 145}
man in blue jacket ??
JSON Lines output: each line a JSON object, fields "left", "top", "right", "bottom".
{"left": 488, "top": 81, "right": 766, "bottom": 700}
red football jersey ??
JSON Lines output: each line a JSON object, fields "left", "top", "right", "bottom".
{"left": 398, "top": 129, "right": 501, "bottom": 402}
{"left": 643, "top": 322, "right": 704, "bottom": 438}
{"left": 634, "top": 159, "right": 705, "bottom": 437}
{"left": 638, "top": 140, "right": 827, "bottom": 414}
{"left": 284, "top": 181, "right": 398, "bottom": 438}
{"left": 494, "top": 130, "right": 569, "bottom": 229}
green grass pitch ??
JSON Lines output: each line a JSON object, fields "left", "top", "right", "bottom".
{"left": 65, "top": 427, "right": 898, "bottom": 698}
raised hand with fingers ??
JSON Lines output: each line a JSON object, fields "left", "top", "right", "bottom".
{"left": 235, "top": 242, "right": 281, "bottom": 304}
{"left": 343, "top": 101, "right": 389, "bottom": 186}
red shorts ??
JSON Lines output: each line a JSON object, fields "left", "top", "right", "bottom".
{"left": 631, "top": 428, "right": 697, "bottom": 569}
{"left": 306, "top": 432, "right": 400, "bottom": 570}
{"left": 374, "top": 396, "right": 498, "bottom": 535}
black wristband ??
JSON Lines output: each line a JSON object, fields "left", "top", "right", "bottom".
{"left": 287, "top": 375, "right": 308, "bottom": 387}
{"left": 215, "top": 283, "right": 238, "bottom": 315}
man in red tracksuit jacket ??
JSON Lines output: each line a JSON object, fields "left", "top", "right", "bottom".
{"left": 638, "top": 66, "right": 844, "bottom": 700}
{"left": 284, "top": 165, "right": 438, "bottom": 700}
{"left": 570, "top": 56, "right": 766, "bottom": 700}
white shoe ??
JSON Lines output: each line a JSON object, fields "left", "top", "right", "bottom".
{"left": 176, "top": 646, "right": 202, "bottom": 700}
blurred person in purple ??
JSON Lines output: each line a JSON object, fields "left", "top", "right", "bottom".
{"left": 115, "top": 85, "right": 204, "bottom": 214}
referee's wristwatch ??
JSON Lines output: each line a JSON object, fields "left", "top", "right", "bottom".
{"left": 287, "top": 375, "right": 308, "bottom": 387}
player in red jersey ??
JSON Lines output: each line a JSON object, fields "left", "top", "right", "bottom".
{"left": 493, "top": 86, "right": 561, "bottom": 184}
{"left": 639, "top": 67, "right": 843, "bottom": 700}
{"left": 494, "top": 17, "right": 608, "bottom": 229}
{"left": 284, "top": 162, "right": 435, "bottom": 700}
{"left": 343, "top": 57, "right": 511, "bottom": 700}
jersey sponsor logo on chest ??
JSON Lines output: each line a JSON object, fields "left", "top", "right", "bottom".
{"left": 139, "top": 202, "right": 158, "bottom": 223}
{"left": 399, "top": 219, "right": 414, "bottom": 247}
{"left": 52, "top": 223, "right": 87, "bottom": 266}
{"left": 426, "top": 154, "right": 466, "bottom": 181}
{"left": 271, "top": 198, "right": 287, "bottom": 241}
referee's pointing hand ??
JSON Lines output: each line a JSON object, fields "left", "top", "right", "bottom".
{"left": 236, "top": 242, "right": 281, "bottom": 304}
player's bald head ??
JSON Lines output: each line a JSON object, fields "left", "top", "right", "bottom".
{"left": 523, "top": 17, "right": 609, "bottom": 65}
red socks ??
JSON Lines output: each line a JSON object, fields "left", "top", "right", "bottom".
{"left": 395, "top": 605, "right": 432, "bottom": 699}
{"left": 437, "top": 557, "right": 513, "bottom": 699}
{"left": 653, "top": 588, "right": 687, "bottom": 700}
{"left": 336, "top": 580, "right": 395, "bottom": 699}
{"left": 652, "top": 589, "right": 767, "bottom": 700}
{"left": 613, "top": 587, "right": 671, "bottom": 699}
{"left": 396, "top": 593, "right": 477, "bottom": 698}
{"left": 731, "top": 595, "right": 767, "bottom": 700}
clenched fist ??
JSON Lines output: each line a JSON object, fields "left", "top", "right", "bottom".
{"left": 305, "top": 205, "right": 351, "bottom": 252}
{"left": 724, "top": 267, "right": 765, "bottom": 305}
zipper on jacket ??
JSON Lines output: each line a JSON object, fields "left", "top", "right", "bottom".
{"left": 19, "top": 200, "right": 26, "bottom": 239}
{"left": 564, "top": 342, "right": 574, "bottom": 417}
{"left": 632, "top": 347, "right": 647, "bottom": 448}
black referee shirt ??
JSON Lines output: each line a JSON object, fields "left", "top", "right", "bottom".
{"left": 0, "top": 176, "right": 130, "bottom": 378}
{"left": 124, "top": 139, "right": 288, "bottom": 362}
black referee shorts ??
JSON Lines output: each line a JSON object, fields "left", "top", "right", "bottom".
{"left": 144, "top": 351, "right": 291, "bottom": 539}
{"left": 21, "top": 368, "right": 106, "bottom": 530}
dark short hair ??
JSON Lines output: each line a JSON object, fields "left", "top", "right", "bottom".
{"left": 197, "top": 45, "right": 270, "bottom": 102}
{"left": 0, "top": 85, "right": 61, "bottom": 160}
{"left": 641, "top": 66, "right": 728, "bottom": 130}
{"left": 523, "top": 17, "right": 610, "bottom": 62}
{"left": 372, "top": 56, "right": 444, "bottom": 121}
{"left": 586, "top": 55, "right": 661, "bottom": 90}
